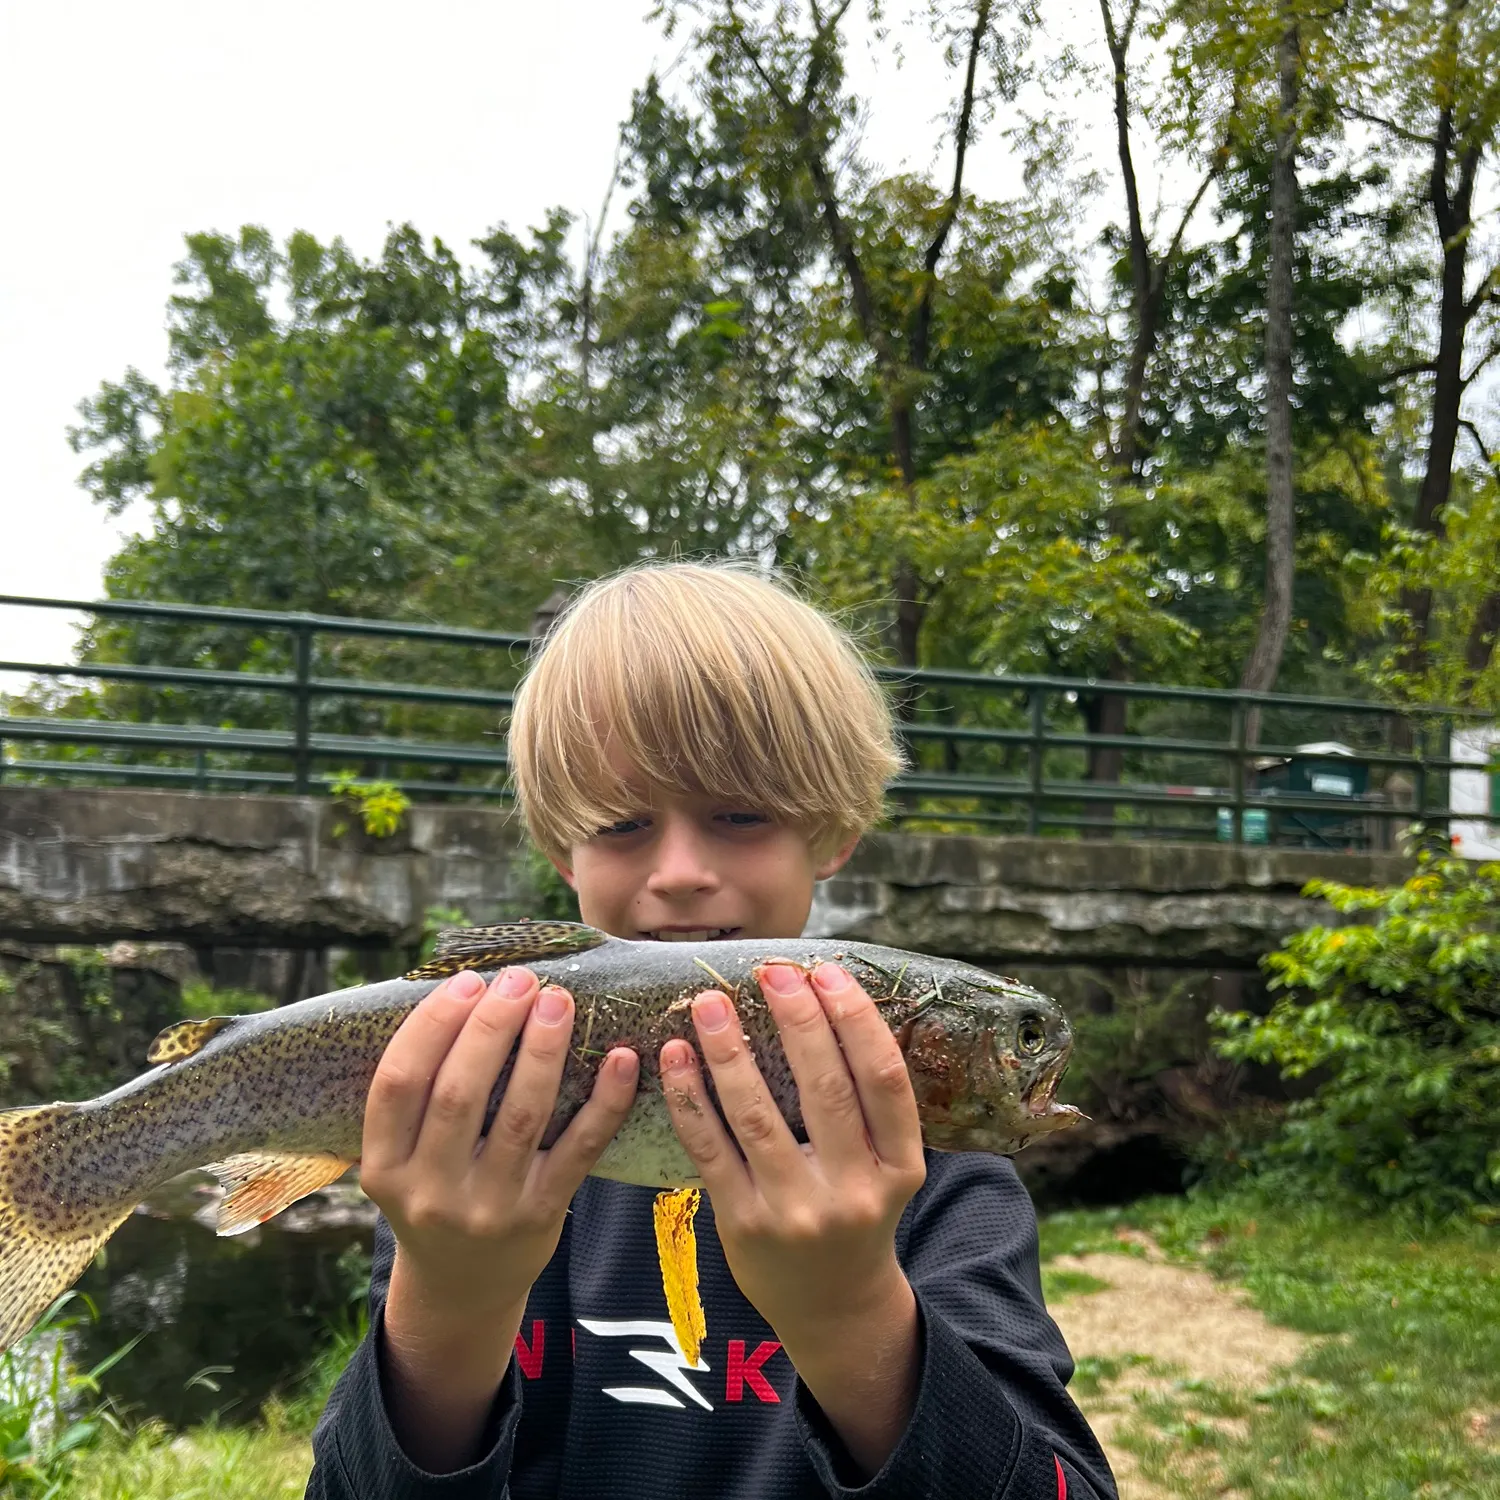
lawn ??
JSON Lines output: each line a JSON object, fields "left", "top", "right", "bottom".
{"left": 1039, "top": 1188, "right": 1500, "bottom": 1499}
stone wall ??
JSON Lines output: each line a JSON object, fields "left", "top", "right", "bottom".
{"left": 1, "top": 786, "right": 1410, "bottom": 964}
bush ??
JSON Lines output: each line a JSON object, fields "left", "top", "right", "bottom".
{"left": 1211, "top": 839, "right": 1500, "bottom": 1220}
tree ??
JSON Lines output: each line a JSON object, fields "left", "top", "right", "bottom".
{"left": 1093, "top": 0, "right": 1230, "bottom": 482}
{"left": 1346, "top": 0, "right": 1500, "bottom": 673}
{"left": 1238, "top": 6, "right": 1302, "bottom": 737}
{"left": 659, "top": 0, "right": 1054, "bottom": 666}
{"left": 65, "top": 224, "right": 616, "bottom": 752}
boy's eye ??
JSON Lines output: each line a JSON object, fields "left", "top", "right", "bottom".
{"left": 720, "top": 812, "right": 769, "bottom": 827}
{"left": 598, "top": 817, "right": 649, "bottom": 836}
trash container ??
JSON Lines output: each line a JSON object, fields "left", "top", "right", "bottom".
{"left": 1215, "top": 807, "right": 1269, "bottom": 843}
{"left": 1255, "top": 742, "right": 1369, "bottom": 849}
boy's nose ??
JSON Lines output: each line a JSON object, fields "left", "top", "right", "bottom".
{"left": 644, "top": 818, "right": 722, "bottom": 897}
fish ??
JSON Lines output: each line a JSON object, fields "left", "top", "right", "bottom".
{"left": 0, "top": 919, "right": 1083, "bottom": 1355}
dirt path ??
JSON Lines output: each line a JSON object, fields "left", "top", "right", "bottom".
{"left": 1048, "top": 1233, "right": 1311, "bottom": 1500}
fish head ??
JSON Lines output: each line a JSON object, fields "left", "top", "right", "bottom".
{"left": 894, "top": 962, "right": 1084, "bottom": 1156}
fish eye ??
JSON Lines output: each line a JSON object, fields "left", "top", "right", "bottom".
{"left": 1017, "top": 1017, "right": 1047, "bottom": 1054}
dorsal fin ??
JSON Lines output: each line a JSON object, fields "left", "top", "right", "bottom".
{"left": 147, "top": 1016, "right": 239, "bottom": 1065}
{"left": 404, "top": 920, "right": 610, "bottom": 980}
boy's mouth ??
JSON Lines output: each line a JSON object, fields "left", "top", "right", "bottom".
{"left": 641, "top": 926, "right": 741, "bottom": 942}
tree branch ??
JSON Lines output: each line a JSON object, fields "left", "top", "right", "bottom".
{"left": 1463, "top": 335, "right": 1500, "bottom": 390}
{"left": 1099, "top": 0, "right": 1149, "bottom": 310}
{"left": 1431, "top": 103, "right": 1455, "bottom": 233}
{"left": 1339, "top": 103, "right": 1439, "bottom": 150}
{"left": 1376, "top": 358, "right": 1439, "bottom": 384}
{"left": 1461, "top": 418, "right": 1500, "bottom": 479}
{"left": 1464, "top": 257, "right": 1500, "bottom": 322}
{"left": 912, "top": 0, "right": 992, "bottom": 374}
{"left": 1163, "top": 142, "right": 1229, "bottom": 271}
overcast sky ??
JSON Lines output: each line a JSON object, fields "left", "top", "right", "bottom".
{"left": 0, "top": 0, "right": 1152, "bottom": 671}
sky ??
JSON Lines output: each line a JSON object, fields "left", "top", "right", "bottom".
{"left": 0, "top": 0, "right": 1158, "bottom": 672}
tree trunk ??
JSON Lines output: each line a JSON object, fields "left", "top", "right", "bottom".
{"left": 1240, "top": 15, "right": 1299, "bottom": 747}
{"left": 1101, "top": 0, "right": 1156, "bottom": 481}
{"left": 1465, "top": 588, "right": 1500, "bottom": 677}
{"left": 1081, "top": 685, "right": 1129, "bottom": 836}
{"left": 1401, "top": 125, "right": 1481, "bottom": 663}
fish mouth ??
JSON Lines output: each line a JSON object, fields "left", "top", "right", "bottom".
{"left": 1022, "top": 1058, "right": 1085, "bottom": 1124}
{"left": 641, "top": 927, "right": 742, "bottom": 942}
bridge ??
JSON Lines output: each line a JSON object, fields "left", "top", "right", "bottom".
{"left": 0, "top": 593, "right": 1471, "bottom": 849}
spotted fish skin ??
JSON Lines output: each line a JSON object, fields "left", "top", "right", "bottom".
{"left": 0, "top": 922, "right": 1081, "bottom": 1350}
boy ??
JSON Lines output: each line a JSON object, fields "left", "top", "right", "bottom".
{"left": 307, "top": 561, "right": 1118, "bottom": 1499}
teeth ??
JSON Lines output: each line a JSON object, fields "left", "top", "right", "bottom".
{"left": 651, "top": 928, "right": 733, "bottom": 942}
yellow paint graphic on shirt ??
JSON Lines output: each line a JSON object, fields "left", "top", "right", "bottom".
{"left": 653, "top": 1187, "right": 706, "bottom": 1368}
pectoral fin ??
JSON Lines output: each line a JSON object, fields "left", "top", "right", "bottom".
{"left": 405, "top": 919, "right": 610, "bottom": 980}
{"left": 205, "top": 1152, "right": 355, "bottom": 1236}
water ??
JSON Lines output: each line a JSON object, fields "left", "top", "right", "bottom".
{"left": 70, "top": 1172, "right": 374, "bottom": 1429}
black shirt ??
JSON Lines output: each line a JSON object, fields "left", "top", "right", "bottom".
{"left": 306, "top": 1150, "right": 1118, "bottom": 1499}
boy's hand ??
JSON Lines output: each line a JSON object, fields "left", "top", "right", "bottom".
{"left": 360, "top": 965, "right": 639, "bottom": 1472}
{"left": 659, "top": 961, "right": 927, "bottom": 1346}
{"left": 361, "top": 965, "right": 641, "bottom": 1320}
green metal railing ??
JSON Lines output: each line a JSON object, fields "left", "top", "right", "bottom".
{"left": 0, "top": 593, "right": 1479, "bottom": 849}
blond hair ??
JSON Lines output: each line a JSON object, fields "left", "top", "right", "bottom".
{"left": 508, "top": 561, "right": 904, "bottom": 862}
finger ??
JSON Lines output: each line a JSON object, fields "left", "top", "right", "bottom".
{"left": 475, "top": 984, "right": 577, "bottom": 1186}
{"left": 809, "top": 963, "right": 924, "bottom": 1170}
{"left": 659, "top": 1035, "right": 753, "bottom": 1203}
{"left": 411, "top": 966, "right": 537, "bottom": 1176}
{"left": 531, "top": 1046, "right": 642, "bottom": 1210}
{"left": 363, "top": 969, "right": 489, "bottom": 1171}
{"left": 687, "top": 990, "right": 804, "bottom": 1178}
{"left": 755, "top": 962, "right": 875, "bottom": 1173}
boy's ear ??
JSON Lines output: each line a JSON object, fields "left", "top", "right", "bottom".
{"left": 813, "top": 834, "right": 861, "bottom": 882}
{"left": 546, "top": 852, "right": 579, "bottom": 891}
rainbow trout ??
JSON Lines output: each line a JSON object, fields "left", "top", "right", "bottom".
{"left": 0, "top": 920, "right": 1081, "bottom": 1351}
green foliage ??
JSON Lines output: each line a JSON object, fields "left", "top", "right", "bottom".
{"left": 0, "top": 1293, "right": 137, "bottom": 1496}
{"left": 1212, "top": 841, "right": 1500, "bottom": 1218}
{"left": 1351, "top": 470, "right": 1500, "bottom": 711}
{"left": 1067, "top": 973, "right": 1214, "bottom": 1120}
{"left": 176, "top": 981, "right": 276, "bottom": 1021}
{"left": 417, "top": 904, "right": 471, "bottom": 964}
{"left": 516, "top": 843, "right": 582, "bottom": 923}
{"left": 328, "top": 772, "right": 410, "bottom": 839}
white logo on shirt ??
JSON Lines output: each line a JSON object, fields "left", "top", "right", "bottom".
{"left": 576, "top": 1318, "right": 713, "bottom": 1410}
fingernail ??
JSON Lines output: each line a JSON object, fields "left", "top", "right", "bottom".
{"left": 449, "top": 970, "right": 484, "bottom": 1000}
{"left": 536, "top": 986, "right": 569, "bottom": 1024}
{"left": 693, "top": 994, "right": 730, "bottom": 1032}
{"left": 812, "top": 962, "right": 850, "bottom": 991}
{"left": 662, "top": 1040, "right": 695, "bottom": 1073}
{"left": 497, "top": 966, "right": 532, "bottom": 999}
{"left": 761, "top": 964, "right": 803, "bottom": 995}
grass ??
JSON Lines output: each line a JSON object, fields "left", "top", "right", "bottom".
{"left": 59, "top": 1416, "right": 311, "bottom": 1499}
{"left": 1041, "top": 1186, "right": 1500, "bottom": 1499}
{"left": 19, "top": 1314, "right": 366, "bottom": 1499}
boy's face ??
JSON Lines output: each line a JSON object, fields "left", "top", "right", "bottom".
{"left": 548, "top": 780, "right": 858, "bottom": 942}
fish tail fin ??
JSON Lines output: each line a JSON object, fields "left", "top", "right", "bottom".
{"left": 0, "top": 1104, "right": 132, "bottom": 1352}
